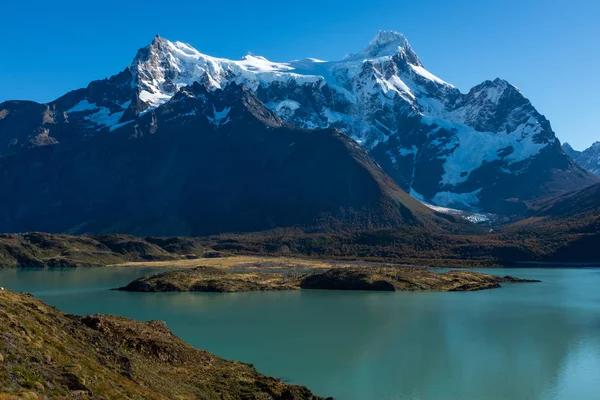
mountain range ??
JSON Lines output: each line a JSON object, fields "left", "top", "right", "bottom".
{"left": 1, "top": 81, "right": 473, "bottom": 235}
{"left": 562, "top": 141, "right": 600, "bottom": 175}
{"left": 0, "top": 31, "right": 598, "bottom": 235}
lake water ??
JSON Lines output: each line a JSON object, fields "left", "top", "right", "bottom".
{"left": 1, "top": 267, "right": 599, "bottom": 400}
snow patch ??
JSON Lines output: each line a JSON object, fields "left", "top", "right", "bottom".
{"left": 110, "top": 120, "right": 134, "bottom": 131}
{"left": 427, "top": 203, "right": 493, "bottom": 224}
{"left": 237, "top": 54, "right": 295, "bottom": 73}
{"left": 417, "top": 96, "right": 550, "bottom": 185}
{"left": 67, "top": 100, "right": 126, "bottom": 130}
{"left": 89, "top": 109, "right": 125, "bottom": 127}
{"left": 409, "top": 64, "right": 453, "bottom": 87}
{"left": 411, "top": 188, "right": 496, "bottom": 224}
{"left": 207, "top": 106, "right": 231, "bottom": 127}
{"left": 344, "top": 30, "right": 410, "bottom": 61}
{"left": 266, "top": 100, "right": 301, "bottom": 113}
{"left": 67, "top": 100, "right": 97, "bottom": 113}
{"left": 323, "top": 108, "right": 351, "bottom": 125}
{"left": 431, "top": 188, "right": 482, "bottom": 209}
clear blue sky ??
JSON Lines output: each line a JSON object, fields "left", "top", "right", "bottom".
{"left": 1, "top": 0, "right": 598, "bottom": 149}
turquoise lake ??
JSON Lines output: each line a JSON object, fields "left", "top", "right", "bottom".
{"left": 1, "top": 267, "right": 599, "bottom": 399}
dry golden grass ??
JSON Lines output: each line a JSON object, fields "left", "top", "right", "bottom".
{"left": 109, "top": 255, "right": 375, "bottom": 270}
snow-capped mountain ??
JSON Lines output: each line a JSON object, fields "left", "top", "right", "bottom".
{"left": 0, "top": 81, "right": 476, "bottom": 235}
{"left": 1, "top": 31, "right": 596, "bottom": 216}
{"left": 562, "top": 142, "right": 600, "bottom": 175}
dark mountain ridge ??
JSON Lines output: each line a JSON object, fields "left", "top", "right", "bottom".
{"left": 0, "top": 82, "right": 470, "bottom": 236}
{"left": 562, "top": 141, "right": 600, "bottom": 175}
{"left": 524, "top": 182, "right": 600, "bottom": 233}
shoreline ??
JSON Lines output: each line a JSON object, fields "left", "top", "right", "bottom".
{"left": 0, "top": 288, "right": 329, "bottom": 399}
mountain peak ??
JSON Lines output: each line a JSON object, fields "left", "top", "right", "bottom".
{"left": 345, "top": 30, "right": 421, "bottom": 65}
{"left": 490, "top": 77, "right": 519, "bottom": 91}
{"left": 371, "top": 30, "right": 408, "bottom": 48}
{"left": 136, "top": 35, "right": 201, "bottom": 61}
{"left": 562, "top": 142, "right": 575, "bottom": 151}
{"left": 148, "top": 34, "right": 170, "bottom": 50}
{"left": 562, "top": 141, "right": 600, "bottom": 175}
{"left": 466, "top": 78, "right": 523, "bottom": 106}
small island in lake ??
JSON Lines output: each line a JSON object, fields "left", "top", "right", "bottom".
{"left": 116, "top": 261, "right": 539, "bottom": 293}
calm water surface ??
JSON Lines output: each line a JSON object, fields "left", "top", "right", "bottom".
{"left": 1, "top": 267, "right": 599, "bottom": 400}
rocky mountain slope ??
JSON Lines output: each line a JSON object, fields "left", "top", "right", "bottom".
{"left": 0, "top": 289, "right": 325, "bottom": 399}
{"left": 562, "top": 142, "right": 600, "bottom": 175}
{"left": 528, "top": 182, "right": 600, "bottom": 232}
{"left": 0, "top": 30, "right": 596, "bottom": 225}
{"left": 500, "top": 182, "right": 600, "bottom": 263}
{"left": 0, "top": 83, "right": 471, "bottom": 236}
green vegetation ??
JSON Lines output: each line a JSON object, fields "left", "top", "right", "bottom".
{"left": 2, "top": 223, "right": 599, "bottom": 270}
{"left": 197, "top": 228, "right": 600, "bottom": 266}
{"left": 0, "top": 289, "right": 327, "bottom": 399}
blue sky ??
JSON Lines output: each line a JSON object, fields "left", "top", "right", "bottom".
{"left": 1, "top": 0, "right": 598, "bottom": 149}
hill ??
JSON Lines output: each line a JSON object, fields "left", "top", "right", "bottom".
{"left": 0, "top": 289, "right": 325, "bottom": 399}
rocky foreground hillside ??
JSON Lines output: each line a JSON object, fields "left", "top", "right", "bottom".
{"left": 0, "top": 289, "right": 326, "bottom": 399}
